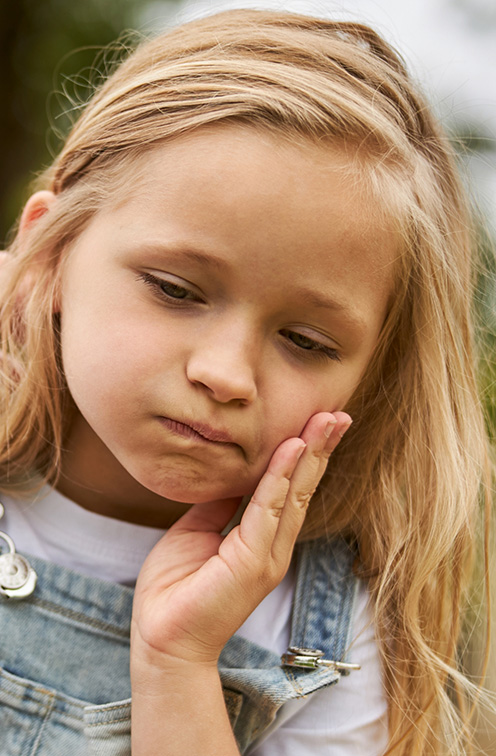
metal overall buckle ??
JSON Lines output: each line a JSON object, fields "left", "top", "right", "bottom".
{"left": 281, "top": 646, "right": 361, "bottom": 674}
{"left": 0, "top": 501, "right": 37, "bottom": 599}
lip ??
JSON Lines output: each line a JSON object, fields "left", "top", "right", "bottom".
{"left": 159, "top": 416, "right": 237, "bottom": 445}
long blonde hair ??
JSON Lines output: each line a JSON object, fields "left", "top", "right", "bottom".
{"left": 0, "top": 9, "right": 492, "bottom": 754}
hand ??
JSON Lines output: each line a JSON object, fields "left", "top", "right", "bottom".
{"left": 131, "top": 411, "right": 352, "bottom": 668}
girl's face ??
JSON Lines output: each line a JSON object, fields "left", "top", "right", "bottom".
{"left": 58, "top": 126, "right": 397, "bottom": 525}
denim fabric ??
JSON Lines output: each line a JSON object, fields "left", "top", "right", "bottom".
{"left": 0, "top": 538, "right": 357, "bottom": 755}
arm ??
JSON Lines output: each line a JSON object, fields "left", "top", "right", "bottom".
{"left": 130, "top": 411, "right": 351, "bottom": 756}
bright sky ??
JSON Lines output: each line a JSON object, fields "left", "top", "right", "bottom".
{"left": 142, "top": 0, "right": 496, "bottom": 227}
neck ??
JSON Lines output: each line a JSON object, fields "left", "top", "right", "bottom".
{"left": 56, "top": 473, "right": 192, "bottom": 529}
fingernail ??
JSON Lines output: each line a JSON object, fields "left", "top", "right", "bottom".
{"left": 324, "top": 419, "right": 337, "bottom": 438}
{"left": 295, "top": 442, "right": 306, "bottom": 460}
{"left": 338, "top": 420, "right": 352, "bottom": 438}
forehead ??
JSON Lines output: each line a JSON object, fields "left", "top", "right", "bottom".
{"left": 89, "top": 125, "right": 400, "bottom": 328}
{"left": 114, "top": 126, "right": 398, "bottom": 255}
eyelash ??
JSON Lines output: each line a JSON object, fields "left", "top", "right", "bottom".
{"left": 138, "top": 272, "right": 203, "bottom": 304}
{"left": 280, "top": 329, "right": 341, "bottom": 363}
{"left": 138, "top": 272, "right": 341, "bottom": 363}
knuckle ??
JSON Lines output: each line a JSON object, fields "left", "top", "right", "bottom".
{"left": 248, "top": 492, "right": 264, "bottom": 511}
{"left": 250, "top": 489, "right": 286, "bottom": 520}
{"left": 260, "top": 561, "right": 286, "bottom": 590}
{"left": 293, "top": 489, "right": 314, "bottom": 510}
{"left": 309, "top": 447, "right": 323, "bottom": 462}
{"left": 267, "top": 502, "right": 285, "bottom": 519}
{"left": 247, "top": 494, "right": 286, "bottom": 523}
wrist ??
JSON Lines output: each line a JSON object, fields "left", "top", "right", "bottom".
{"left": 131, "top": 635, "right": 220, "bottom": 694}
{"left": 130, "top": 641, "right": 239, "bottom": 756}
{"left": 131, "top": 615, "right": 223, "bottom": 669}
{"left": 130, "top": 656, "right": 239, "bottom": 756}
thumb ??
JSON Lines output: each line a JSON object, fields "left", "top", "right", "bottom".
{"left": 170, "top": 497, "right": 242, "bottom": 535}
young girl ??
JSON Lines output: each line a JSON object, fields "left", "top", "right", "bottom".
{"left": 0, "top": 8, "right": 492, "bottom": 756}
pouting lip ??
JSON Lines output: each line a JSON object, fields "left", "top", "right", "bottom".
{"left": 159, "top": 416, "right": 237, "bottom": 445}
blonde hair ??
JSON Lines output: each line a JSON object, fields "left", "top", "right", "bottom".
{"left": 0, "top": 9, "right": 492, "bottom": 754}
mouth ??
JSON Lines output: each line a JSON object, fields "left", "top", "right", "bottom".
{"left": 159, "top": 416, "right": 237, "bottom": 446}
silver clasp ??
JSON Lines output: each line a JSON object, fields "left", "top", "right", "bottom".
{"left": 0, "top": 501, "right": 38, "bottom": 599}
{"left": 281, "top": 646, "right": 361, "bottom": 673}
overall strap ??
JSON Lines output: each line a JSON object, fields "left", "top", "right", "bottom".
{"left": 290, "top": 537, "right": 358, "bottom": 663}
{"left": 219, "top": 537, "right": 360, "bottom": 752}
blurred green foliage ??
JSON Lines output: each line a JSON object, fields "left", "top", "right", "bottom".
{"left": 451, "top": 124, "right": 496, "bottom": 437}
{"left": 475, "top": 223, "right": 496, "bottom": 439}
{"left": 0, "top": 0, "right": 179, "bottom": 244}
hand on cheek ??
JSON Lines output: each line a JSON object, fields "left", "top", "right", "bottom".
{"left": 237, "top": 410, "right": 352, "bottom": 573}
{"left": 131, "top": 410, "right": 352, "bottom": 671}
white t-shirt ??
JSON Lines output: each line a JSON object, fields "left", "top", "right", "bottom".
{"left": 1, "top": 488, "right": 388, "bottom": 755}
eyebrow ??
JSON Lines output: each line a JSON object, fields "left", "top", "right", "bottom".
{"left": 296, "top": 288, "right": 368, "bottom": 333}
{"left": 297, "top": 288, "right": 349, "bottom": 312}
{"left": 137, "top": 243, "right": 229, "bottom": 272}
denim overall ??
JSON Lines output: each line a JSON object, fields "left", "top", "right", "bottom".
{"left": 0, "top": 538, "right": 358, "bottom": 755}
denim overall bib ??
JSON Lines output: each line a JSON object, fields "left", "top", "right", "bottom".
{"left": 0, "top": 538, "right": 358, "bottom": 755}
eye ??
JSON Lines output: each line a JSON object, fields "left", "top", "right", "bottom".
{"left": 138, "top": 272, "right": 203, "bottom": 303}
{"left": 157, "top": 279, "right": 191, "bottom": 299}
{"left": 280, "top": 329, "right": 341, "bottom": 362}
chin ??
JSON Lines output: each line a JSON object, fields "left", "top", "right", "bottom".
{"left": 137, "top": 471, "right": 251, "bottom": 505}
{"left": 124, "top": 454, "right": 259, "bottom": 504}
{"left": 160, "top": 483, "right": 249, "bottom": 505}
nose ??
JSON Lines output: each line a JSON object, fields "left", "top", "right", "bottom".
{"left": 186, "top": 321, "right": 258, "bottom": 405}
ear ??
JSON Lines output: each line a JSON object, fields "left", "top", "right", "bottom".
{"left": 0, "top": 192, "right": 56, "bottom": 269}
{"left": 16, "top": 191, "right": 61, "bottom": 312}
{"left": 18, "top": 191, "right": 57, "bottom": 239}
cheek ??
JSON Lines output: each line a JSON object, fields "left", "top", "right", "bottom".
{"left": 60, "top": 310, "right": 135, "bottom": 423}
{"left": 263, "top": 359, "right": 366, "bottom": 448}
{"left": 260, "top": 373, "right": 347, "bottom": 446}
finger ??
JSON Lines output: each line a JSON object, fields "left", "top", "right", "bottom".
{"left": 238, "top": 413, "right": 351, "bottom": 561}
{"left": 295, "top": 410, "right": 351, "bottom": 478}
{"left": 271, "top": 412, "right": 352, "bottom": 560}
{"left": 270, "top": 413, "right": 335, "bottom": 555}
{"left": 237, "top": 438, "right": 306, "bottom": 556}
{"left": 324, "top": 411, "right": 353, "bottom": 455}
